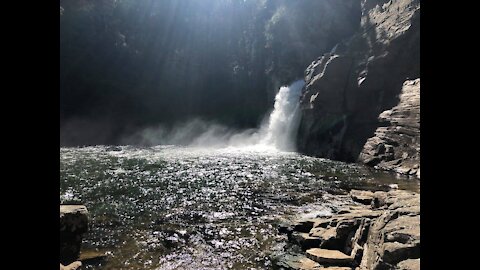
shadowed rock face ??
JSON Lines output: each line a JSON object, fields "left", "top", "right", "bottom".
{"left": 358, "top": 79, "right": 420, "bottom": 177}
{"left": 297, "top": 0, "right": 420, "bottom": 176}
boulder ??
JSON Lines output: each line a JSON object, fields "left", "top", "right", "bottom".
{"left": 60, "top": 205, "right": 89, "bottom": 265}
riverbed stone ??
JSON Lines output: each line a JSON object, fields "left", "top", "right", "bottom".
{"left": 60, "top": 205, "right": 89, "bottom": 265}
{"left": 306, "top": 248, "right": 353, "bottom": 265}
{"left": 281, "top": 189, "right": 420, "bottom": 270}
{"left": 349, "top": 190, "right": 375, "bottom": 205}
{"left": 60, "top": 261, "right": 82, "bottom": 270}
{"left": 276, "top": 254, "right": 323, "bottom": 270}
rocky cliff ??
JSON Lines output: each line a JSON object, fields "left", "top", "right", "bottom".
{"left": 297, "top": 0, "right": 420, "bottom": 177}
{"left": 358, "top": 79, "right": 420, "bottom": 177}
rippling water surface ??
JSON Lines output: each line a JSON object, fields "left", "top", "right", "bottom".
{"left": 60, "top": 145, "right": 419, "bottom": 270}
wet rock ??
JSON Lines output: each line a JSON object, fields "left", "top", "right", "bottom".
{"left": 276, "top": 254, "right": 322, "bottom": 270}
{"left": 306, "top": 248, "right": 353, "bottom": 265}
{"left": 79, "top": 250, "right": 107, "bottom": 264}
{"left": 349, "top": 190, "right": 374, "bottom": 205}
{"left": 60, "top": 205, "right": 89, "bottom": 265}
{"left": 60, "top": 261, "right": 82, "bottom": 270}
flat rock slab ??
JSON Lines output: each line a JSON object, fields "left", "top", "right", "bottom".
{"left": 79, "top": 250, "right": 107, "bottom": 263}
{"left": 60, "top": 205, "right": 88, "bottom": 217}
{"left": 277, "top": 254, "right": 322, "bottom": 270}
{"left": 60, "top": 261, "right": 82, "bottom": 270}
{"left": 306, "top": 248, "right": 353, "bottom": 265}
{"left": 397, "top": 258, "right": 420, "bottom": 270}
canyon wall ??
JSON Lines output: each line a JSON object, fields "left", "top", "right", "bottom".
{"left": 297, "top": 0, "right": 420, "bottom": 176}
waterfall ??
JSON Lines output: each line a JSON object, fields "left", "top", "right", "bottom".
{"left": 260, "top": 79, "right": 305, "bottom": 151}
{"left": 124, "top": 80, "right": 305, "bottom": 151}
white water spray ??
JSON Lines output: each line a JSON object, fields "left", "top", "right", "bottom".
{"left": 124, "top": 80, "right": 305, "bottom": 152}
{"left": 259, "top": 79, "right": 305, "bottom": 151}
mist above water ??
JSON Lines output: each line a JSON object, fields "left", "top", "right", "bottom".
{"left": 123, "top": 80, "right": 305, "bottom": 152}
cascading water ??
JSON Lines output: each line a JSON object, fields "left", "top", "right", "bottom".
{"left": 124, "top": 80, "right": 306, "bottom": 152}
{"left": 259, "top": 79, "right": 305, "bottom": 151}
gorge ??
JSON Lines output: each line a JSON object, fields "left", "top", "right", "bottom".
{"left": 60, "top": 0, "right": 420, "bottom": 269}
{"left": 60, "top": 0, "right": 419, "bottom": 175}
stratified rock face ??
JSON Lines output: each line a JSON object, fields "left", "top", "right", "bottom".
{"left": 60, "top": 205, "right": 89, "bottom": 265}
{"left": 297, "top": 0, "right": 420, "bottom": 175}
{"left": 277, "top": 189, "right": 420, "bottom": 270}
{"left": 358, "top": 79, "right": 420, "bottom": 177}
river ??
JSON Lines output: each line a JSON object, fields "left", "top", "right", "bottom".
{"left": 60, "top": 145, "right": 419, "bottom": 270}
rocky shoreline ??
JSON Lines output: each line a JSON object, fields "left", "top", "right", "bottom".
{"left": 276, "top": 189, "right": 420, "bottom": 270}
